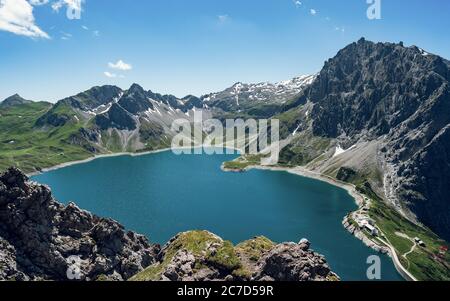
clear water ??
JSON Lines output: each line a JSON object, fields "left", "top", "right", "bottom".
{"left": 32, "top": 150, "right": 403, "bottom": 281}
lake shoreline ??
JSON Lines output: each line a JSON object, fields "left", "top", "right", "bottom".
{"left": 27, "top": 146, "right": 243, "bottom": 177}
{"left": 222, "top": 164, "right": 415, "bottom": 281}
{"left": 28, "top": 147, "right": 407, "bottom": 281}
{"left": 27, "top": 148, "right": 173, "bottom": 177}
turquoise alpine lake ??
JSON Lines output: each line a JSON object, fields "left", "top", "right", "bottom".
{"left": 32, "top": 150, "right": 403, "bottom": 281}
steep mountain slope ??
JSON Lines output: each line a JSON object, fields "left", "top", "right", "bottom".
{"left": 0, "top": 101, "right": 90, "bottom": 172}
{"left": 280, "top": 38, "right": 450, "bottom": 241}
{"left": 36, "top": 85, "right": 123, "bottom": 127}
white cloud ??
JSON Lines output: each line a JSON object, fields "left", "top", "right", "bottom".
{"left": 51, "top": 0, "right": 63, "bottom": 11}
{"left": 218, "top": 14, "right": 229, "bottom": 24}
{"left": 92, "top": 29, "right": 100, "bottom": 36}
{"left": 104, "top": 71, "right": 125, "bottom": 79}
{"left": 310, "top": 9, "right": 317, "bottom": 16}
{"left": 0, "top": 0, "right": 49, "bottom": 38}
{"left": 60, "top": 31, "right": 71, "bottom": 40}
{"left": 108, "top": 59, "right": 132, "bottom": 71}
{"left": 104, "top": 71, "right": 117, "bottom": 78}
{"left": 52, "top": 0, "right": 82, "bottom": 12}
{"left": 293, "top": 1, "right": 302, "bottom": 8}
{"left": 81, "top": 25, "right": 88, "bottom": 30}
{"left": 29, "top": 0, "right": 49, "bottom": 5}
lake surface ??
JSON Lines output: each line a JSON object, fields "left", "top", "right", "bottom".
{"left": 32, "top": 150, "right": 403, "bottom": 281}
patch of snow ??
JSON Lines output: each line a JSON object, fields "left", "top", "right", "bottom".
{"left": 97, "top": 103, "right": 113, "bottom": 115}
{"left": 292, "top": 124, "right": 301, "bottom": 136}
{"left": 145, "top": 108, "right": 156, "bottom": 116}
{"left": 333, "top": 145, "right": 346, "bottom": 157}
{"left": 419, "top": 48, "right": 430, "bottom": 56}
{"left": 333, "top": 144, "right": 357, "bottom": 158}
{"left": 233, "top": 82, "right": 244, "bottom": 106}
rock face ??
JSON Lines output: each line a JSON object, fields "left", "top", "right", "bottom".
{"left": 281, "top": 38, "right": 450, "bottom": 241}
{"left": 0, "top": 168, "right": 159, "bottom": 281}
{"left": 131, "top": 231, "right": 339, "bottom": 282}
{"left": 253, "top": 242, "right": 336, "bottom": 281}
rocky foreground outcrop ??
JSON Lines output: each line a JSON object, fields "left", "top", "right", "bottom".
{"left": 0, "top": 167, "right": 159, "bottom": 281}
{"left": 130, "top": 231, "right": 339, "bottom": 281}
{"left": 0, "top": 168, "right": 339, "bottom": 281}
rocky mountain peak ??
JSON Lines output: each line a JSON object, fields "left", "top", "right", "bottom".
{"left": 0, "top": 94, "right": 32, "bottom": 108}
{"left": 118, "top": 84, "right": 153, "bottom": 115}
{"left": 128, "top": 83, "right": 146, "bottom": 94}
{"left": 301, "top": 39, "right": 450, "bottom": 139}
{"left": 282, "top": 39, "right": 450, "bottom": 241}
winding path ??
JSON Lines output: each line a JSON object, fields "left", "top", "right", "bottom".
{"left": 378, "top": 232, "right": 418, "bottom": 281}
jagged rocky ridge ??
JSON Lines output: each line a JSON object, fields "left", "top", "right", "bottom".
{"left": 0, "top": 167, "right": 159, "bottom": 281}
{"left": 27, "top": 74, "right": 314, "bottom": 154}
{"left": 0, "top": 168, "right": 339, "bottom": 281}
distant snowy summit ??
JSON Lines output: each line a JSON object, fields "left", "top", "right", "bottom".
{"left": 201, "top": 74, "right": 316, "bottom": 110}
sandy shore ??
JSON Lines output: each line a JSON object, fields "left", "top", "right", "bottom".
{"left": 27, "top": 148, "right": 175, "bottom": 177}
{"left": 27, "top": 146, "right": 243, "bottom": 177}
{"left": 224, "top": 164, "right": 366, "bottom": 208}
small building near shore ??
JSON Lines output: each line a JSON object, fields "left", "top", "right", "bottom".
{"left": 415, "top": 237, "right": 426, "bottom": 247}
{"left": 364, "top": 223, "right": 379, "bottom": 236}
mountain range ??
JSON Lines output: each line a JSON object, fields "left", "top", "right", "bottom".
{"left": 1, "top": 38, "right": 449, "bottom": 279}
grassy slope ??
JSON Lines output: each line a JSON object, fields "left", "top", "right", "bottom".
{"left": 358, "top": 183, "right": 450, "bottom": 281}
{"left": 0, "top": 103, "right": 93, "bottom": 173}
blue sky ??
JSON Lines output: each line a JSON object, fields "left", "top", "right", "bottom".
{"left": 1, "top": 0, "right": 450, "bottom": 102}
